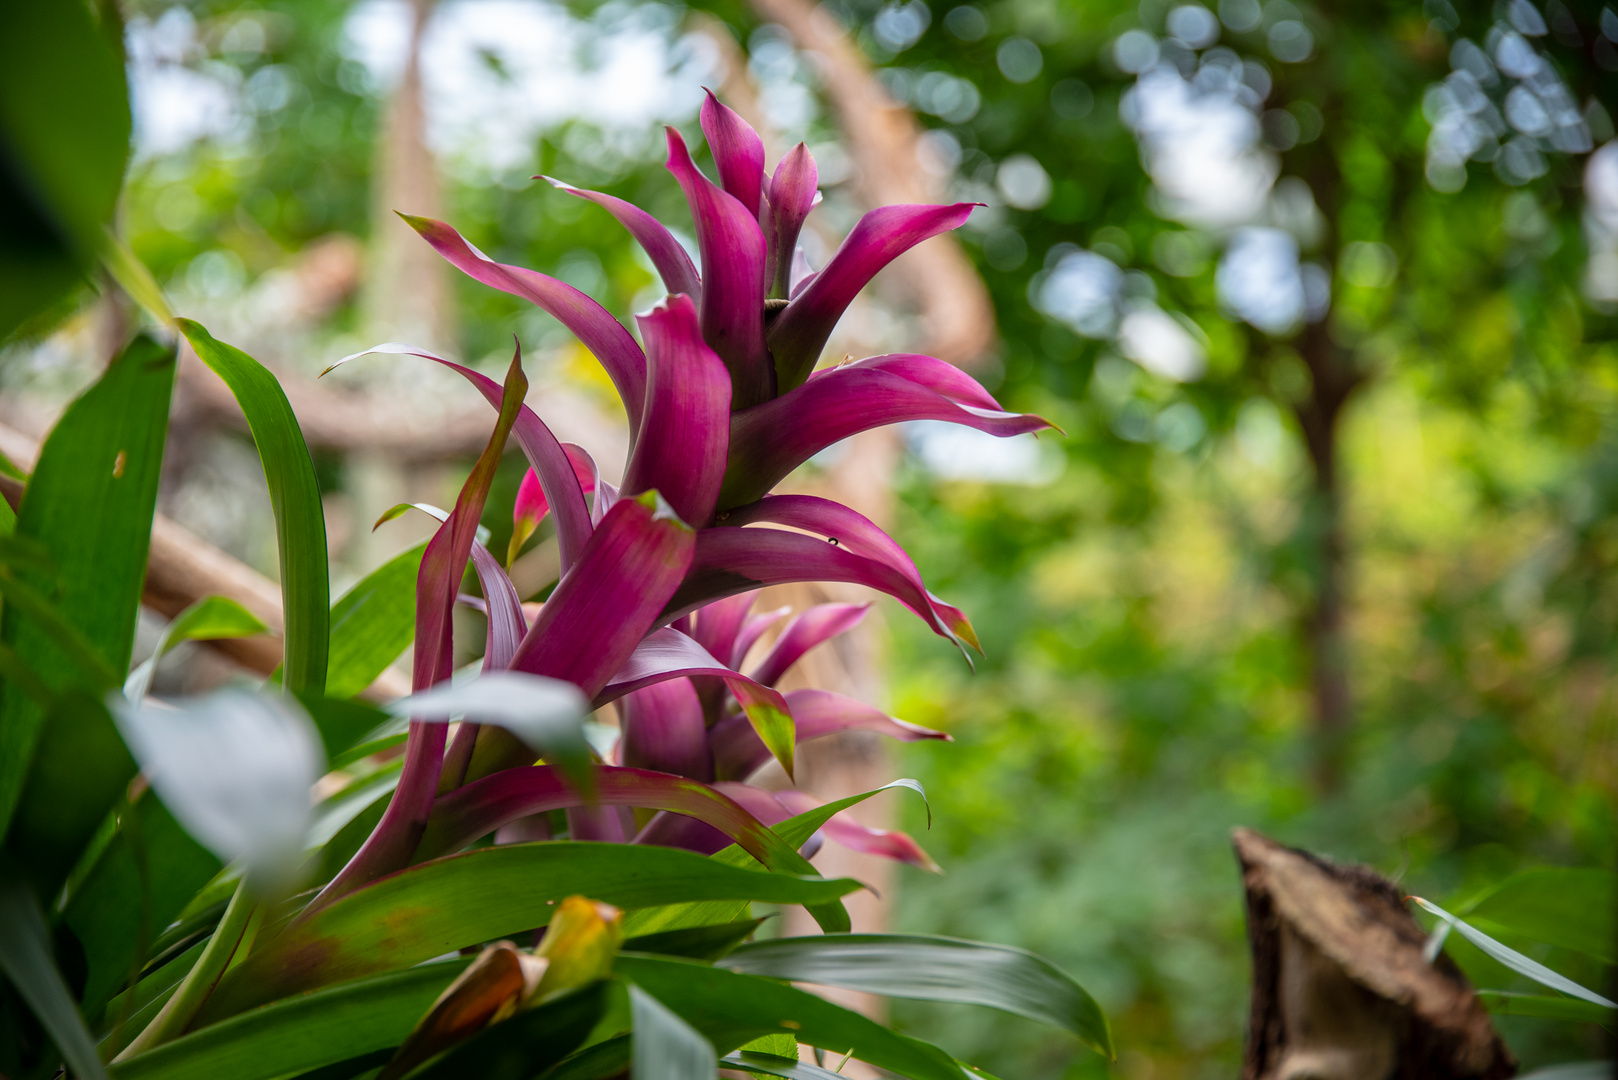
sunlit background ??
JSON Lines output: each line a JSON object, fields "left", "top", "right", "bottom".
{"left": 4, "top": 0, "right": 1618, "bottom": 1075}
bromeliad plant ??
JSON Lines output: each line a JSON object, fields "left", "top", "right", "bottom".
{"left": 0, "top": 96, "right": 1108, "bottom": 1080}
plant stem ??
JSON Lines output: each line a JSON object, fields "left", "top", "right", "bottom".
{"left": 113, "top": 878, "right": 257, "bottom": 1061}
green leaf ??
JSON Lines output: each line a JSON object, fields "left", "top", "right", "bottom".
{"left": 402, "top": 981, "right": 610, "bottom": 1080}
{"left": 720, "top": 934, "right": 1112, "bottom": 1059}
{"left": 3, "top": 691, "right": 136, "bottom": 901}
{"left": 1413, "top": 897, "right": 1617, "bottom": 1008}
{"left": 624, "top": 781, "right": 925, "bottom": 937}
{"left": 309, "top": 768, "right": 399, "bottom": 886}
{"left": 1459, "top": 868, "right": 1617, "bottom": 964}
{"left": 295, "top": 692, "right": 395, "bottom": 762}
{"left": 97, "top": 939, "right": 204, "bottom": 1058}
{"left": 0, "top": 866, "right": 111, "bottom": 1080}
{"left": 63, "top": 792, "right": 220, "bottom": 1018}
{"left": 631, "top": 983, "right": 716, "bottom": 1080}
{"left": 100, "top": 228, "right": 174, "bottom": 326}
{"left": 741, "top": 1035, "right": 798, "bottom": 1056}
{"left": 109, "top": 958, "right": 473, "bottom": 1080}
{"left": 177, "top": 319, "right": 329, "bottom": 696}
{"left": 1477, "top": 991, "right": 1616, "bottom": 1023}
{"left": 326, "top": 542, "right": 424, "bottom": 699}
{"left": 199, "top": 842, "right": 863, "bottom": 1024}
{"left": 723, "top": 1052, "right": 842, "bottom": 1080}
{"left": 0, "top": 445, "right": 26, "bottom": 481}
{"left": 125, "top": 595, "right": 270, "bottom": 701}
{"left": 615, "top": 954, "right": 966, "bottom": 1080}
{"left": 0, "top": 0, "right": 130, "bottom": 341}
{"left": 623, "top": 920, "right": 768, "bottom": 962}
{"left": 0, "top": 333, "right": 176, "bottom": 837}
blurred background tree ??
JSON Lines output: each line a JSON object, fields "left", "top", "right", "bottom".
{"left": 1, "top": 0, "right": 1614, "bottom": 1076}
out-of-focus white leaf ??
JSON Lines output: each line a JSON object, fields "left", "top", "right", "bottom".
{"left": 389, "top": 672, "right": 590, "bottom": 781}
{"left": 109, "top": 688, "right": 323, "bottom": 880}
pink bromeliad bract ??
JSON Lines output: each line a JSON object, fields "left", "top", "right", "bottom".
{"left": 318, "top": 93, "right": 1049, "bottom": 907}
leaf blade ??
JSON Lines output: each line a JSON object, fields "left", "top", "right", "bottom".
{"left": 720, "top": 935, "right": 1113, "bottom": 1058}
{"left": 0, "top": 869, "right": 111, "bottom": 1080}
{"left": 0, "top": 333, "right": 175, "bottom": 837}
{"left": 616, "top": 955, "right": 966, "bottom": 1080}
{"left": 327, "top": 543, "right": 426, "bottom": 700}
{"left": 198, "top": 842, "right": 863, "bottom": 1023}
{"left": 110, "top": 959, "right": 473, "bottom": 1080}
{"left": 177, "top": 319, "right": 328, "bottom": 695}
{"left": 632, "top": 982, "right": 718, "bottom": 1080}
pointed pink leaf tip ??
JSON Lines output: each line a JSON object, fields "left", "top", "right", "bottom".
{"left": 538, "top": 174, "right": 703, "bottom": 303}
{"left": 766, "top": 143, "right": 819, "bottom": 299}
{"left": 664, "top": 124, "right": 773, "bottom": 409}
{"left": 513, "top": 467, "right": 547, "bottom": 530}
{"left": 768, "top": 202, "right": 981, "bottom": 391}
{"left": 700, "top": 89, "right": 767, "bottom": 218}
{"left": 508, "top": 445, "right": 598, "bottom": 567}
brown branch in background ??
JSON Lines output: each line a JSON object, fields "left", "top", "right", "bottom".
{"left": 174, "top": 350, "right": 495, "bottom": 462}
{"left": 741, "top": 0, "right": 997, "bottom": 366}
{"left": 0, "top": 421, "right": 410, "bottom": 701}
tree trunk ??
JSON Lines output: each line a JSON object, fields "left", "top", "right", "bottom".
{"left": 1291, "top": 315, "right": 1360, "bottom": 794}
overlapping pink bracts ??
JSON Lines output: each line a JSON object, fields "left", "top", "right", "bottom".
{"left": 316, "top": 96, "right": 1053, "bottom": 902}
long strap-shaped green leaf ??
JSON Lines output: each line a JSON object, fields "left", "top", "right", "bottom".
{"left": 0, "top": 333, "right": 175, "bottom": 838}
{"left": 109, "top": 957, "right": 473, "bottom": 1080}
{"left": 623, "top": 780, "right": 927, "bottom": 937}
{"left": 0, "top": 869, "right": 112, "bottom": 1080}
{"left": 614, "top": 954, "right": 967, "bottom": 1080}
{"left": 720, "top": 934, "right": 1113, "bottom": 1059}
{"left": 177, "top": 319, "right": 328, "bottom": 695}
{"left": 195, "top": 841, "right": 863, "bottom": 1025}
{"left": 326, "top": 541, "right": 426, "bottom": 699}
{"left": 632, "top": 983, "right": 717, "bottom": 1080}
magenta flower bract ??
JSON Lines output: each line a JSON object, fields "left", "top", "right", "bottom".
{"left": 314, "top": 95, "right": 1050, "bottom": 905}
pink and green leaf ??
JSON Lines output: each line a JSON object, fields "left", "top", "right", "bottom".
{"left": 597, "top": 627, "right": 795, "bottom": 780}
{"left": 699, "top": 90, "right": 766, "bottom": 218}
{"left": 310, "top": 348, "right": 526, "bottom": 912}
{"left": 764, "top": 144, "right": 818, "bottom": 299}
{"left": 510, "top": 445, "right": 596, "bottom": 567}
{"left": 615, "top": 679, "right": 712, "bottom": 781}
{"left": 711, "top": 688, "right": 948, "bottom": 781}
{"left": 747, "top": 602, "right": 870, "bottom": 687}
